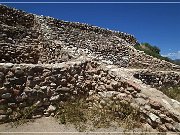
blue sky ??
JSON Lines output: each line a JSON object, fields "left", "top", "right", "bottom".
{"left": 1, "top": 1, "right": 180, "bottom": 59}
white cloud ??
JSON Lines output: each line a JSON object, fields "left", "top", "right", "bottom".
{"left": 162, "top": 51, "right": 180, "bottom": 59}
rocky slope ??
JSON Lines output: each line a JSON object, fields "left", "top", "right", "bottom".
{"left": 0, "top": 4, "right": 180, "bottom": 132}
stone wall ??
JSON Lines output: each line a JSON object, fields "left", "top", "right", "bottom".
{"left": 0, "top": 4, "right": 137, "bottom": 66}
{"left": 0, "top": 5, "right": 40, "bottom": 64}
{"left": 0, "top": 61, "right": 180, "bottom": 132}
{"left": 0, "top": 4, "right": 34, "bottom": 28}
{"left": 129, "top": 47, "right": 180, "bottom": 71}
{"left": 0, "top": 61, "right": 135, "bottom": 122}
{"left": 1, "top": 4, "right": 180, "bottom": 71}
{"left": 133, "top": 70, "right": 180, "bottom": 88}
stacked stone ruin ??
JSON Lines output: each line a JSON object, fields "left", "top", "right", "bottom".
{"left": 1, "top": 5, "right": 180, "bottom": 70}
{"left": 134, "top": 70, "right": 180, "bottom": 88}
{"left": 0, "top": 4, "right": 180, "bottom": 132}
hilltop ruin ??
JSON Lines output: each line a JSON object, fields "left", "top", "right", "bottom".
{"left": 0, "top": 4, "right": 180, "bottom": 132}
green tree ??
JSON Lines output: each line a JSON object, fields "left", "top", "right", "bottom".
{"left": 134, "top": 42, "right": 172, "bottom": 62}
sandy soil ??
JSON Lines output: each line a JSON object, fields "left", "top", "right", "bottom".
{"left": 0, "top": 117, "right": 158, "bottom": 135}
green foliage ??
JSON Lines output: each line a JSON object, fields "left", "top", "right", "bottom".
{"left": 142, "top": 43, "right": 160, "bottom": 54}
{"left": 134, "top": 43, "right": 172, "bottom": 62}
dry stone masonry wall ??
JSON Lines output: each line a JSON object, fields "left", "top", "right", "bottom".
{"left": 1, "top": 4, "right": 180, "bottom": 71}
{"left": 0, "top": 61, "right": 180, "bottom": 132}
{"left": 0, "top": 61, "right": 134, "bottom": 122}
{"left": 0, "top": 5, "right": 34, "bottom": 28}
{"left": 129, "top": 47, "right": 180, "bottom": 71}
{"left": 134, "top": 70, "right": 180, "bottom": 88}
{"left": 0, "top": 5, "right": 137, "bottom": 67}
{"left": 0, "top": 5, "right": 40, "bottom": 64}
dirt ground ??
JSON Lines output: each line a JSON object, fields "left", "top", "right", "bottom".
{"left": 0, "top": 117, "right": 160, "bottom": 135}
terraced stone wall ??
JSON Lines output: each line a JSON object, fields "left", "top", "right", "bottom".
{"left": 0, "top": 4, "right": 138, "bottom": 66}
{"left": 1, "top": 4, "right": 180, "bottom": 71}
{"left": 0, "top": 5, "right": 40, "bottom": 64}
{"left": 0, "top": 5, "right": 34, "bottom": 27}
{"left": 133, "top": 70, "right": 180, "bottom": 88}
{"left": 129, "top": 48, "right": 180, "bottom": 71}
{"left": 35, "top": 15, "right": 138, "bottom": 66}
{"left": 0, "top": 61, "right": 137, "bottom": 122}
{"left": 0, "top": 61, "right": 180, "bottom": 132}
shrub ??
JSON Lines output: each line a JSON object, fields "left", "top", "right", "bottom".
{"left": 134, "top": 43, "right": 173, "bottom": 62}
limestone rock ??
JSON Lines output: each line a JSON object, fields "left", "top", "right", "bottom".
{"left": 0, "top": 115, "right": 7, "bottom": 121}
{"left": 47, "top": 105, "right": 56, "bottom": 112}
{"left": 4, "top": 63, "right": 13, "bottom": 68}
{"left": 56, "top": 86, "right": 70, "bottom": 92}
{"left": 148, "top": 113, "right": 160, "bottom": 123}
{"left": 50, "top": 95, "right": 60, "bottom": 101}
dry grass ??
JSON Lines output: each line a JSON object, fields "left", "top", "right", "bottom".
{"left": 159, "top": 86, "right": 180, "bottom": 102}
{"left": 9, "top": 98, "right": 143, "bottom": 131}
{"left": 10, "top": 105, "right": 37, "bottom": 127}
{"left": 54, "top": 98, "right": 142, "bottom": 132}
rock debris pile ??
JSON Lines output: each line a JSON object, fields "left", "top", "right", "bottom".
{"left": 0, "top": 4, "right": 180, "bottom": 132}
